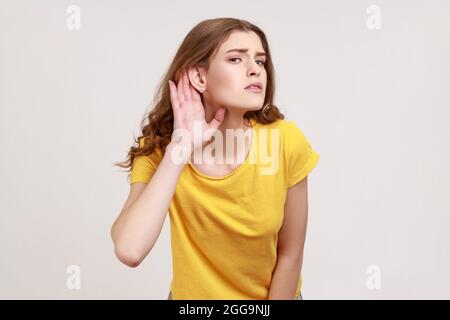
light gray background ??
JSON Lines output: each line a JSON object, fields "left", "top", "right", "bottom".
{"left": 1, "top": 0, "right": 449, "bottom": 299}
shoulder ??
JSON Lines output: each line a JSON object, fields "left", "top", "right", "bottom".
{"left": 257, "top": 118, "right": 297, "bottom": 129}
{"left": 257, "top": 118, "right": 304, "bottom": 140}
{"left": 136, "top": 136, "right": 164, "bottom": 165}
{"left": 255, "top": 119, "right": 314, "bottom": 162}
{"left": 260, "top": 118, "right": 316, "bottom": 157}
{"left": 130, "top": 137, "right": 164, "bottom": 184}
{"left": 254, "top": 118, "right": 319, "bottom": 187}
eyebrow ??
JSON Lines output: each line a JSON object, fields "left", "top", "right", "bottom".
{"left": 225, "top": 48, "right": 266, "bottom": 57}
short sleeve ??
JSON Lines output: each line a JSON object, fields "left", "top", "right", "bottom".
{"left": 129, "top": 138, "right": 162, "bottom": 184}
{"left": 284, "top": 121, "right": 320, "bottom": 188}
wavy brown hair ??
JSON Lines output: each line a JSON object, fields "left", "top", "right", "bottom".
{"left": 115, "top": 17, "right": 285, "bottom": 173}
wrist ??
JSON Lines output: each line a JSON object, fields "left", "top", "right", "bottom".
{"left": 166, "top": 141, "right": 192, "bottom": 165}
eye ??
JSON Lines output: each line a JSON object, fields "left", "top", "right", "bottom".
{"left": 230, "top": 57, "right": 242, "bottom": 63}
{"left": 230, "top": 57, "right": 266, "bottom": 66}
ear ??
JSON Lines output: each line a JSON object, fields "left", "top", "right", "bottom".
{"left": 187, "top": 67, "right": 207, "bottom": 93}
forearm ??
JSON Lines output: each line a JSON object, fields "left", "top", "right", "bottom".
{"left": 112, "top": 142, "right": 188, "bottom": 264}
{"left": 268, "top": 254, "right": 303, "bottom": 300}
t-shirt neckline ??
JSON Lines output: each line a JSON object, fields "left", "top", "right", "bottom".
{"left": 187, "top": 120, "right": 258, "bottom": 181}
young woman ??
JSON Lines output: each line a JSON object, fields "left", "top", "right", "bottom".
{"left": 112, "top": 18, "right": 320, "bottom": 300}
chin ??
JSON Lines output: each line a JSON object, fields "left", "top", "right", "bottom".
{"left": 251, "top": 105, "right": 264, "bottom": 111}
{"left": 224, "top": 98, "right": 264, "bottom": 111}
{"left": 233, "top": 105, "right": 262, "bottom": 112}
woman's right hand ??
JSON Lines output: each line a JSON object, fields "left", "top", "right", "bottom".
{"left": 168, "top": 69, "right": 225, "bottom": 155}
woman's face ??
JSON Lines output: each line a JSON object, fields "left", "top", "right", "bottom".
{"left": 202, "top": 30, "right": 267, "bottom": 112}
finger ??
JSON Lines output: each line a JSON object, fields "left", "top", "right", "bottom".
{"left": 191, "top": 83, "right": 201, "bottom": 101}
{"left": 176, "top": 72, "right": 186, "bottom": 103}
{"left": 183, "top": 70, "right": 192, "bottom": 101}
{"left": 168, "top": 80, "right": 181, "bottom": 112}
{"left": 207, "top": 108, "right": 226, "bottom": 131}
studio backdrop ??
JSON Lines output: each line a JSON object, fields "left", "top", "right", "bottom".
{"left": 1, "top": 0, "right": 449, "bottom": 299}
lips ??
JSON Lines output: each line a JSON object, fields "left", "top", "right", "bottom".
{"left": 245, "top": 82, "right": 263, "bottom": 90}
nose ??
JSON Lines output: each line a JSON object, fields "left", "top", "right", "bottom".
{"left": 247, "top": 61, "right": 261, "bottom": 77}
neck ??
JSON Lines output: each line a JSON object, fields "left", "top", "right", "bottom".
{"left": 202, "top": 103, "right": 253, "bottom": 165}
{"left": 207, "top": 105, "right": 248, "bottom": 128}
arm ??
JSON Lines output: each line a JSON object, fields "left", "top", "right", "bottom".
{"left": 111, "top": 141, "right": 188, "bottom": 268}
{"left": 268, "top": 176, "right": 309, "bottom": 299}
{"left": 111, "top": 70, "right": 225, "bottom": 268}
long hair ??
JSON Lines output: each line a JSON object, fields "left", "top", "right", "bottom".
{"left": 115, "top": 17, "right": 285, "bottom": 172}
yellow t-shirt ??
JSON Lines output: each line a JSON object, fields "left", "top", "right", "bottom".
{"left": 129, "top": 118, "right": 320, "bottom": 299}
